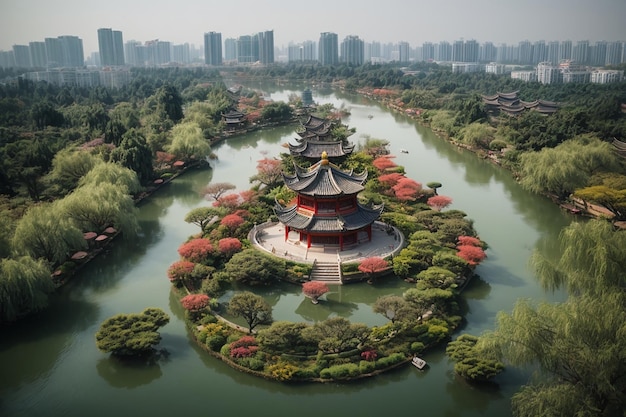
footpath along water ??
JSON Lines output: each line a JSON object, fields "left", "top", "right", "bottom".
{"left": 0, "top": 84, "right": 570, "bottom": 417}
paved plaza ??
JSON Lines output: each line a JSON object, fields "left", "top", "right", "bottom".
{"left": 250, "top": 221, "right": 405, "bottom": 264}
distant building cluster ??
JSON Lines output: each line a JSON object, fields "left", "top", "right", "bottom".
{"left": 1, "top": 28, "right": 625, "bottom": 87}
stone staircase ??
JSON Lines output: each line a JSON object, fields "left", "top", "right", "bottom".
{"left": 309, "top": 261, "right": 342, "bottom": 284}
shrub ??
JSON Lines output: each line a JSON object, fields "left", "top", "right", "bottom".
{"left": 359, "top": 360, "right": 376, "bottom": 374}
{"left": 267, "top": 362, "right": 298, "bottom": 381}
{"left": 410, "top": 342, "right": 425, "bottom": 354}
{"left": 206, "top": 335, "right": 227, "bottom": 351}
{"left": 240, "top": 357, "right": 265, "bottom": 371}
{"left": 320, "top": 363, "right": 360, "bottom": 379}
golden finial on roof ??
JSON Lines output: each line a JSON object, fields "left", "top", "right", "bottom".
{"left": 320, "top": 151, "right": 329, "bottom": 165}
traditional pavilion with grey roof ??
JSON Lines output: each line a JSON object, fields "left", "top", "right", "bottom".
{"left": 289, "top": 115, "right": 355, "bottom": 160}
{"left": 482, "top": 91, "right": 558, "bottom": 116}
{"left": 274, "top": 151, "right": 383, "bottom": 250}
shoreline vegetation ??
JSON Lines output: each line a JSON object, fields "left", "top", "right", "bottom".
{"left": 2, "top": 64, "right": 624, "bottom": 393}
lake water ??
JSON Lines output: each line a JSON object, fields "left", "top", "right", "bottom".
{"left": 0, "top": 82, "right": 571, "bottom": 417}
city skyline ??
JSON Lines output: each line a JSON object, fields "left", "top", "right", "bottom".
{"left": 1, "top": 0, "right": 625, "bottom": 55}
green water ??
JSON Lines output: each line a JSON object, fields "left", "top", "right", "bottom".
{"left": 0, "top": 84, "right": 571, "bottom": 417}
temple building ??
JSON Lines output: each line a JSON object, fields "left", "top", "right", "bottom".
{"left": 482, "top": 91, "right": 558, "bottom": 116}
{"left": 274, "top": 152, "right": 383, "bottom": 251}
{"left": 288, "top": 115, "right": 355, "bottom": 160}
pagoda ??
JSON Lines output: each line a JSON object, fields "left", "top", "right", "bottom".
{"left": 274, "top": 152, "right": 383, "bottom": 250}
{"left": 288, "top": 115, "right": 355, "bottom": 160}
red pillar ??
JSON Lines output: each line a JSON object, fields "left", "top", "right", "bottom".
{"left": 284, "top": 226, "right": 289, "bottom": 241}
{"left": 307, "top": 233, "right": 311, "bottom": 248}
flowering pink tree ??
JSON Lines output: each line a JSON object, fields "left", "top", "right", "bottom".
{"left": 457, "top": 245, "right": 487, "bottom": 266}
{"left": 229, "top": 336, "right": 259, "bottom": 358}
{"left": 392, "top": 177, "right": 422, "bottom": 202}
{"left": 427, "top": 195, "right": 453, "bottom": 211}
{"left": 358, "top": 257, "right": 390, "bottom": 282}
{"left": 251, "top": 158, "right": 283, "bottom": 187}
{"left": 372, "top": 155, "right": 397, "bottom": 171}
{"left": 167, "top": 260, "right": 195, "bottom": 288}
{"left": 180, "top": 294, "right": 210, "bottom": 312}
{"left": 457, "top": 235, "right": 482, "bottom": 247}
{"left": 213, "top": 193, "right": 242, "bottom": 210}
{"left": 220, "top": 214, "right": 245, "bottom": 230}
{"left": 178, "top": 238, "right": 214, "bottom": 262}
{"left": 302, "top": 281, "right": 330, "bottom": 304}
{"left": 361, "top": 349, "right": 378, "bottom": 361}
{"left": 378, "top": 172, "right": 404, "bottom": 188}
{"left": 204, "top": 182, "right": 236, "bottom": 202}
{"left": 218, "top": 237, "right": 243, "bottom": 257}
{"left": 239, "top": 190, "right": 257, "bottom": 204}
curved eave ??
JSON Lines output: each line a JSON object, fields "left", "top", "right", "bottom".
{"left": 274, "top": 203, "right": 384, "bottom": 232}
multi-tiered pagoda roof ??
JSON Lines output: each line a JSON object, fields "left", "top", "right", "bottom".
{"left": 289, "top": 115, "right": 355, "bottom": 160}
{"left": 482, "top": 91, "right": 558, "bottom": 116}
{"left": 274, "top": 152, "right": 383, "bottom": 248}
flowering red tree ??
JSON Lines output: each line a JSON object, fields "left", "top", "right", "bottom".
{"left": 167, "top": 260, "right": 195, "bottom": 284}
{"left": 378, "top": 172, "right": 404, "bottom": 188}
{"left": 252, "top": 158, "right": 283, "bottom": 186}
{"left": 218, "top": 237, "right": 242, "bottom": 256}
{"left": 457, "top": 235, "right": 482, "bottom": 247}
{"left": 372, "top": 155, "right": 397, "bottom": 171}
{"left": 229, "top": 336, "right": 259, "bottom": 358}
{"left": 239, "top": 190, "right": 257, "bottom": 204}
{"left": 220, "top": 214, "right": 245, "bottom": 230}
{"left": 392, "top": 177, "right": 422, "bottom": 202}
{"left": 178, "top": 238, "right": 214, "bottom": 262}
{"left": 358, "top": 257, "right": 390, "bottom": 275}
{"left": 361, "top": 349, "right": 378, "bottom": 361}
{"left": 427, "top": 195, "right": 453, "bottom": 211}
{"left": 213, "top": 193, "right": 242, "bottom": 210}
{"left": 302, "top": 281, "right": 330, "bottom": 304}
{"left": 457, "top": 245, "right": 487, "bottom": 266}
{"left": 180, "top": 294, "right": 210, "bottom": 312}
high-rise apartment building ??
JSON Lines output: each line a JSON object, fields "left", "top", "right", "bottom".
{"left": 224, "top": 38, "right": 237, "bottom": 62}
{"left": 12, "top": 45, "right": 31, "bottom": 68}
{"left": 98, "top": 28, "right": 125, "bottom": 66}
{"left": 204, "top": 32, "right": 222, "bottom": 65}
{"left": 397, "top": 41, "right": 410, "bottom": 63}
{"left": 258, "top": 30, "right": 274, "bottom": 64}
{"left": 59, "top": 35, "right": 84, "bottom": 67}
{"left": 340, "top": 35, "right": 364, "bottom": 65}
{"left": 288, "top": 41, "right": 316, "bottom": 62}
{"left": 318, "top": 32, "right": 338, "bottom": 65}
{"left": 29, "top": 42, "right": 47, "bottom": 68}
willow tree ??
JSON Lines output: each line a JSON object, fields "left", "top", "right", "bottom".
{"left": 519, "top": 135, "right": 621, "bottom": 199}
{"left": 47, "top": 147, "right": 101, "bottom": 194}
{"left": 61, "top": 182, "right": 139, "bottom": 235}
{"left": 78, "top": 161, "right": 142, "bottom": 195}
{"left": 0, "top": 256, "right": 54, "bottom": 323}
{"left": 485, "top": 219, "right": 626, "bottom": 416}
{"left": 167, "top": 122, "right": 212, "bottom": 163}
{"left": 12, "top": 201, "right": 85, "bottom": 265}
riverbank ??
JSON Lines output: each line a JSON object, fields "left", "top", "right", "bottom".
{"left": 354, "top": 86, "right": 620, "bottom": 224}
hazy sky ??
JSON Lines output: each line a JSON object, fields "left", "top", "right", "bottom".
{"left": 1, "top": 0, "right": 625, "bottom": 54}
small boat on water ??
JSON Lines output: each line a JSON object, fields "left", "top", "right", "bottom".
{"left": 400, "top": 149, "right": 409, "bottom": 154}
{"left": 411, "top": 356, "right": 427, "bottom": 370}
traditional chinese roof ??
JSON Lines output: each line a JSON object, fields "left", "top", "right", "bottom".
{"left": 289, "top": 140, "right": 355, "bottom": 158}
{"left": 221, "top": 109, "right": 246, "bottom": 124}
{"left": 614, "top": 138, "right": 626, "bottom": 158}
{"left": 274, "top": 201, "right": 383, "bottom": 233}
{"left": 483, "top": 92, "right": 558, "bottom": 115}
{"left": 296, "top": 115, "right": 334, "bottom": 139}
{"left": 282, "top": 153, "right": 367, "bottom": 197}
